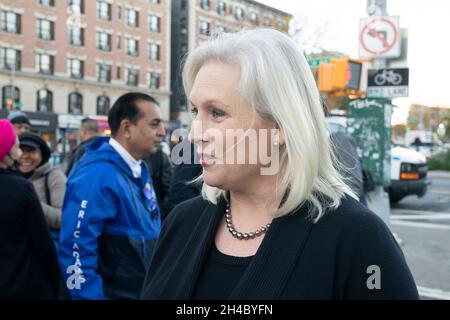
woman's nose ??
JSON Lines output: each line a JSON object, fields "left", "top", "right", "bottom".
{"left": 188, "top": 118, "right": 204, "bottom": 144}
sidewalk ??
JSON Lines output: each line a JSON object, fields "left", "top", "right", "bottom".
{"left": 428, "top": 170, "right": 450, "bottom": 179}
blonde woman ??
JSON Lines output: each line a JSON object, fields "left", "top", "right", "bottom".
{"left": 141, "top": 29, "right": 418, "bottom": 300}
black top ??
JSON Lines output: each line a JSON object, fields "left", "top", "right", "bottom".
{"left": 0, "top": 169, "right": 61, "bottom": 299}
{"left": 145, "top": 149, "right": 173, "bottom": 219}
{"left": 65, "top": 136, "right": 98, "bottom": 176}
{"left": 141, "top": 195, "right": 419, "bottom": 300}
{"left": 193, "top": 244, "right": 253, "bottom": 300}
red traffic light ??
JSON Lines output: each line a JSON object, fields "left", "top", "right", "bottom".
{"left": 6, "top": 99, "right": 14, "bottom": 109}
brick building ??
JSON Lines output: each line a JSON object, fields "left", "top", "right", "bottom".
{"left": 0, "top": 0, "right": 171, "bottom": 119}
{"left": 170, "top": 0, "right": 292, "bottom": 123}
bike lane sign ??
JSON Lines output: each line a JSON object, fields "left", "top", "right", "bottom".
{"left": 359, "top": 16, "right": 400, "bottom": 58}
{"left": 367, "top": 68, "right": 409, "bottom": 98}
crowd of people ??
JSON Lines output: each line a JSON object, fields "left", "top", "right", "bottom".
{"left": 0, "top": 28, "right": 418, "bottom": 300}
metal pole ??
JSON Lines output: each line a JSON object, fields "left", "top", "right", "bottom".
{"left": 11, "top": 60, "right": 16, "bottom": 105}
{"left": 365, "top": 0, "right": 392, "bottom": 228}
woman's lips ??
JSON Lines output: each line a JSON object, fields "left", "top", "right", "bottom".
{"left": 199, "top": 153, "right": 216, "bottom": 166}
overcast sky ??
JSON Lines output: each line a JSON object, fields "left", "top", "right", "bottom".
{"left": 257, "top": 0, "right": 450, "bottom": 123}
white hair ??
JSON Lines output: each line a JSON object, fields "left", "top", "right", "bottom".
{"left": 183, "top": 28, "right": 357, "bottom": 222}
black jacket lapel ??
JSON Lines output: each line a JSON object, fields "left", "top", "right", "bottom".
{"left": 173, "top": 198, "right": 225, "bottom": 299}
{"left": 229, "top": 203, "right": 314, "bottom": 300}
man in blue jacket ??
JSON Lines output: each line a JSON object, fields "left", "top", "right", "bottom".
{"left": 59, "top": 92, "right": 166, "bottom": 299}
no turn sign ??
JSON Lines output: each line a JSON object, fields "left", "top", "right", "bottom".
{"left": 359, "top": 16, "right": 400, "bottom": 58}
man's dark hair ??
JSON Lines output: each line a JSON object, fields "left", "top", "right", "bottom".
{"left": 81, "top": 118, "right": 98, "bottom": 133}
{"left": 108, "top": 92, "right": 159, "bottom": 136}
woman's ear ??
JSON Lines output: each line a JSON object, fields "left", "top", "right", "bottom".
{"left": 273, "top": 122, "right": 285, "bottom": 146}
{"left": 278, "top": 129, "right": 286, "bottom": 146}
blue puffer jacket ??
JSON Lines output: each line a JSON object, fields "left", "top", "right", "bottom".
{"left": 58, "top": 137, "right": 161, "bottom": 300}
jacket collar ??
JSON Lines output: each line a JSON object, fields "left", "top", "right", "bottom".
{"left": 174, "top": 197, "right": 314, "bottom": 299}
{"left": 79, "top": 137, "right": 150, "bottom": 186}
{"left": 30, "top": 162, "right": 52, "bottom": 180}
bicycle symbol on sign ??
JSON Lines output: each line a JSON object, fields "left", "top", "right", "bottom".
{"left": 374, "top": 69, "right": 402, "bottom": 85}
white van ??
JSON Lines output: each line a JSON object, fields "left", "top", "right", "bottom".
{"left": 326, "top": 116, "right": 430, "bottom": 203}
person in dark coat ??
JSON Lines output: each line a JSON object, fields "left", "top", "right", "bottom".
{"left": 168, "top": 139, "right": 202, "bottom": 207}
{"left": 7, "top": 110, "right": 30, "bottom": 135}
{"left": 65, "top": 118, "right": 99, "bottom": 176}
{"left": 0, "top": 119, "right": 61, "bottom": 299}
{"left": 141, "top": 29, "right": 418, "bottom": 300}
{"left": 330, "top": 131, "right": 364, "bottom": 199}
{"left": 144, "top": 147, "right": 173, "bottom": 219}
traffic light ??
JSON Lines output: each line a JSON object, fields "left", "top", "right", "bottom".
{"left": 330, "top": 58, "right": 348, "bottom": 90}
{"left": 6, "top": 99, "right": 14, "bottom": 110}
{"left": 13, "top": 102, "right": 22, "bottom": 110}
{"left": 346, "top": 60, "right": 362, "bottom": 91}
{"left": 317, "top": 57, "right": 363, "bottom": 93}
{"left": 318, "top": 62, "right": 334, "bottom": 92}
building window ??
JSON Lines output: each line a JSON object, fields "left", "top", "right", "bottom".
{"left": 149, "top": 0, "right": 161, "bottom": 4}
{"left": 1, "top": 11, "right": 21, "bottom": 34}
{"left": 250, "top": 12, "right": 258, "bottom": 24}
{"left": 216, "top": 25, "right": 226, "bottom": 33}
{"left": 96, "top": 1, "right": 112, "bottom": 21}
{"left": 199, "top": 20, "right": 210, "bottom": 36}
{"left": 96, "top": 95, "right": 110, "bottom": 115}
{"left": 148, "top": 43, "right": 160, "bottom": 61}
{"left": 36, "top": 53, "right": 54, "bottom": 74}
{"left": 38, "top": 0, "right": 55, "bottom": 7}
{"left": 96, "top": 31, "right": 111, "bottom": 51}
{"left": 96, "top": 63, "right": 111, "bottom": 82}
{"left": 148, "top": 15, "right": 160, "bottom": 33}
{"left": 116, "top": 6, "right": 121, "bottom": 20}
{"left": 36, "top": 89, "right": 53, "bottom": 112}
{"left": 116, "top": 66, "right": 121, "bottom": 79}
{"left": 68, "top": 92, "right": 82, "bottom": 115}
{"left": 217, "top": 1, "right": 226, "bottom": 15}
{"left": 234, "top": 7, "right": 244, "bottom": 21}
{"left": 125, "top": 8, "right": 139, "bottom": 28}
{"left": 69, "top": 0, "right": 84, "bottom": 14}
{"left": 125, "top": 38, "right": 139, "bottom": 57}
{"left": 0, "top": 48, "right": 21, "bottom": 70}
{"left": 68, "top": 26, "right": 84, "bottom": 46}
{"left": 68, "top": 58, "right": 84, "bottom": 79}
{"left": 126, "top": 68, "right": 139, "bottom": 86}
{"left": 200, "top": 0, "right": 209, "bottom": 10}
{"left": 116, "top": 35, "right": 121, "bottom": 49}
{"left": 1, "top": 85, "right": 20, "bottom": 110}
{"left": 277, "top": 20, "right": 286, "bottom": 30}
{"left": 149, "top": 72, "right": 160, "bottom": 89}
{"left": 37, "top": 19, "right": 54, "bottom": 41}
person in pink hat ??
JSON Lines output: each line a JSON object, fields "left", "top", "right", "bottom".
{"left": 0, "top": 119, "right": 21, "bottom": 168}
{"left": 0, "top": 119, "right": 62, "bottom": 299}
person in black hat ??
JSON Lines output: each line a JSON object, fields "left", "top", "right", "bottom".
{"left": 7, "top": 110, "right": 31, "bottom": 135}
{"left": 18, "top": 133, "right": 67, "bottom": 245}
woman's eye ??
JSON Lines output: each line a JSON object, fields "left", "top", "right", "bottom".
{"left": 211, "top": 108, "right": 226, "bottom": 118}
{"left": 190, "top": 107, "right": 198, "bottom": 117}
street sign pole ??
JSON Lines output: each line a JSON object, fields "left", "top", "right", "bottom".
{"left": 364, "top": 0, "right": 391, "bottom": 228}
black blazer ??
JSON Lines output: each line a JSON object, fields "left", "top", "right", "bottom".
{"left": 0, "top": 169, "right": 61, "bottom": 299}
{"left": 141, "top": 195, "right": 419, "bottom": 300}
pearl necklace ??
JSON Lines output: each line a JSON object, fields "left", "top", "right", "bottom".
{"left": 225, "top": 202, "right": 271, "bottom": 240}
